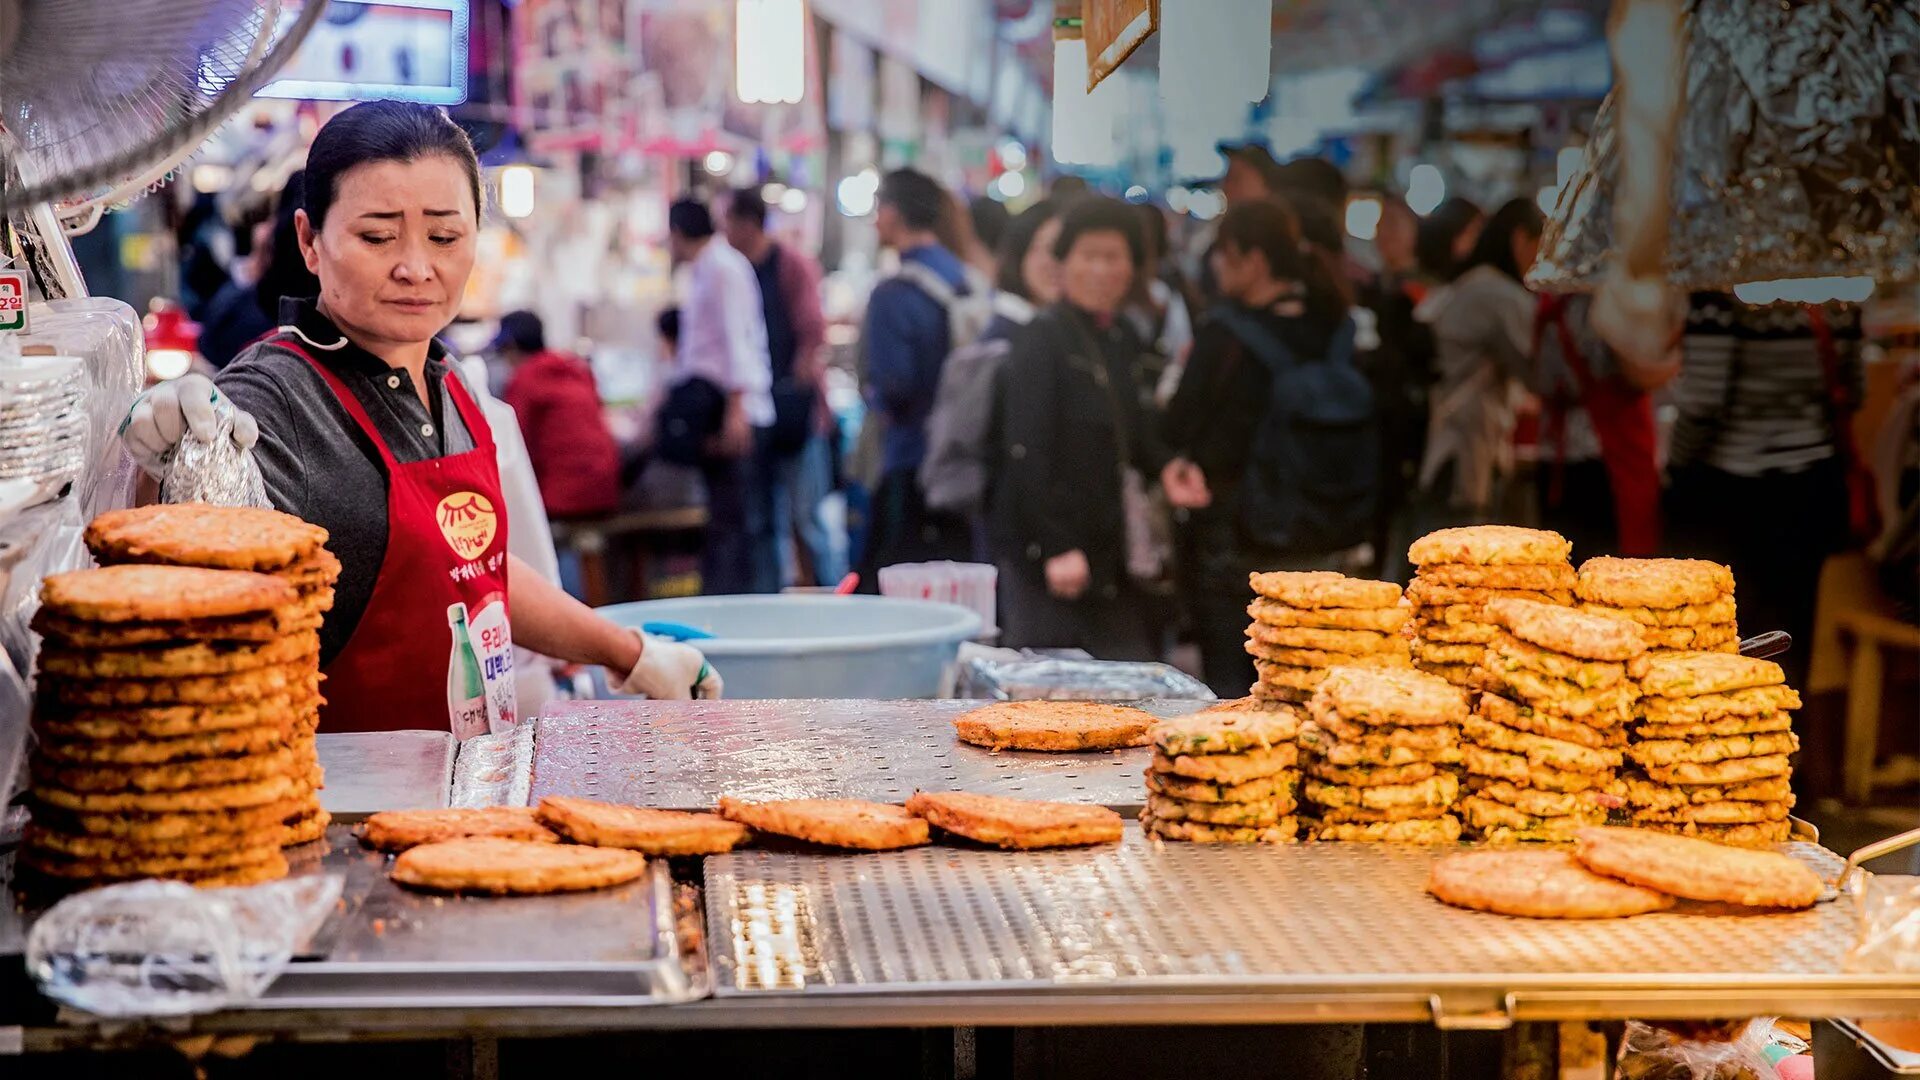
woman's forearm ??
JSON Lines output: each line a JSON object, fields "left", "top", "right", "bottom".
{"left": 508, "top": 553, "right": 642, "bottom": 672}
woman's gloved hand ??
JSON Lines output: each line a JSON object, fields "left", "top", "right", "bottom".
{"left": 616, "top": 632, "right": 723, "bottom": 700}
{"left": 119, "top": 374, "right": 259, "bottom": 479}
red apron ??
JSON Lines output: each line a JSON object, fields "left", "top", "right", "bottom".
{"left": 282, "top": 337, "right": 517, "bottom": 737}
{"left": 1533, "top": 294, "right": 1663, "bottom": 555}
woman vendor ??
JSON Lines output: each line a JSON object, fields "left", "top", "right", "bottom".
{"left": 119, "top": 100, "right": 719, "bottom": 733}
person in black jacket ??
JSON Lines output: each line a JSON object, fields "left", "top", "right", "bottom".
{"left": 990, "top": 199, "right": 1171, "bottom": 658}
{"left": 1161, "top": 198, "right": 1357, "bottom": 696}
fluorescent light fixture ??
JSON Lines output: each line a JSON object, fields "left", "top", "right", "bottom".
{"left": 736, "top": 0, "right": 806, "bottom": 105}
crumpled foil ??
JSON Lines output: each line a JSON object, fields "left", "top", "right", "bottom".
{"left": 26, "top": 874, "right": 344, "bottom": 1017}
{"left": 159, "top": 396, "right": 270, "bottom": 508}
{"left": 1533, "top": 0, "right": 1920, "bottom": 291}
{"left": 957, "top": 649, "right": 1216, "bottom": 702}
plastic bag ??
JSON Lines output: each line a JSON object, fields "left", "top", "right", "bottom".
{"left": 1616, "top": 1019, "right": 1782, "bottom": 1080}
{"left": 26, "top": 874, "right": 344, "bottom": 1017}
{"left": 1847, "top": 872, "right": 1920, "bottom": 974}
{"left": 159, "top": 395, "right": 271, "bottom": 508}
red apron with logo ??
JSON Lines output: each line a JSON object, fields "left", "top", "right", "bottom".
{"left": 1533, "top": 294, "right": 1662, "bottom": 556}
{"left": 283, "top": 338, "right": 516, "bottom": 736}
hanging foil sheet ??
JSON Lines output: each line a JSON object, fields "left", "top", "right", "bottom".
{"left": 158, "top": 395, "right": 271, "bottom": 508}
{"left": 1532, "top": 0, "right": 1920, "bottom": 291}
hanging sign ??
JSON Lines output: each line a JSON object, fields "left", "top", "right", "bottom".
{"left": 0, "top": 271, "right": 28, "bottom": 333}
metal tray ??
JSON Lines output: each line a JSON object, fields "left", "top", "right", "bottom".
{"left": 531, "top": 700, "right": 1191, "bottom": 810}
{"left": 314, "top": 731, "right": 455, "bottom": 817}
{"left": 704, "top": 826, "right": 1920, "bottom": 1025}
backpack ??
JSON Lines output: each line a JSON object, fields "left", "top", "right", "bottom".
{"left": 918, "top": 330, "right": 1015, "bottom": 514}
{"left": 894, "top": 259, "right": 993, "bottom": 353}
{"left": 1213, "top": 307, "right": 1380, "bottom": 553}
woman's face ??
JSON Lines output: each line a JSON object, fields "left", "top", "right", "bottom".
{"left": 1059, "top": 229, "right": 1135, "bottom": 316}
{"left": 1511, "top": 226, "right": 1542, "bottom": 276}
{"left": 1022, "top": 216, "right": 1064, "bottom": 305}
{"left": 297, "top": 156, "right": 477, "bottom": 349}
{"left": 1208, "top": 242, "right": 1264, "bottom": 303}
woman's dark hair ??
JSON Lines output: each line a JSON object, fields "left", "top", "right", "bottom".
{"left": 1052, "top": 197, "right": 1144, "bottom": 266}
{"left": 1415, "top": 196, "right": 1483, "bottom": 282}
{"left": 992, "top": 198, "right": 1061, "bottom": 300}
{"left": 1213, "top": 197, "right": 1352, "bottom": 327}
{"left": 969, "top": 196, "right": 1011, "bottom": 255}
{"left": 657, "top": 307, "right": 680, "bottom": 346}
{"left": 303, "top": 100, "right": 482, "bottom": 230}
{"left": 1463, "top": 197, "right": 1545, "bottom": 283}
{"left": 255, "top": 170, "right": 322, "bottom": 320}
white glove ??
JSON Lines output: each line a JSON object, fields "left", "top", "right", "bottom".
{"left": 119, "top": 373, "right": 260, "bottom": 480}
{"left": 616, "top": 633, "right": 723, "bottom": 700}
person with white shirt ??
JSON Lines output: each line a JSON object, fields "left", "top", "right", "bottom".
{"left": 667, "top": 198, "right": 775, "bottom": 594}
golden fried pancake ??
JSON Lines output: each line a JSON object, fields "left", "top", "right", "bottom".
{"left": 1250, "top": 683, "right": 1315, "bottom": 703}
{"left": 1418, "top": 603, "right": 1504, "bottom": 628}
{"left": 534, "top": 796, "right": 747, "bottom": 855}
{"left": 37, "top": 632, "right": 319, "bottom": 679}
{"left": 1301, "top": 713, "right": 1461, "bottom": 752}
{"left": 1140, "top": 811, "right": 1298, "bottom": 843}
{"left": 1144, "top": 792, "right": 1295, "bottom": 826}
{"left": 1461, "top": 746, "right": 1614, "bottom": 793}
{"left": 1629, "top": 651, "right": 1783, "bottom": 698}
{"left": 1408, "top": 525, "right": 1572, "bottom": 567}
{"left": 22, "top": 839, "right": 286, "bottom": 878}
{"left": 1579, "top": 595, "right": 1739, "bottom": 627}
{"left": 1631, "top": 799, "right": 1791, "bottom": 825}
{"left": 1247, "top": 642, "right": 1410, "bottom": 669}
{"left": 1627, "top": 731, "right": 1799, "bottom": 768}
{"left": 1463, "top": 714, "right": 1623, "bottom": 773}
{"left": 86, "top": 503, "right": 327, "bottom": 571}
{"left": 31, "top": 798, "right": 304, "bottom": 842}
{"left": 1428, "top": 849, "right": 1673, "bottom": 917}
{"left": 1417, "top": 562, "right": 1577, "bottom": 591}
{"left": 1413, "top": 660, "right": 1486, "bottom": 691}
{"left": 1642, "top": 754, "right": 1791, "bottom": 786}
{"left": 1640, "top": 686, "right": 1803, "bottom": 722}
{"left": 1246, "top": 622, "right": 1402, "bottom": 654}
{"left": 39, "top": 564, "right": 297, "bottom": 623}
{"left": 1639, "top": 622, "right": 1741, "bottom": 650}
{"left": 1466, "top": 778, "right": 1622, "bottom": 819}
{"left": 1633, "top": 713, "right": 1793, "bottom": 740}
{"left": 391, "top": 837, "right": 647, "bottom": 895}
{"left": 34, "top": 723, "right": 288, "bottom": 766}
{"left": 1303, "top": 758, "right": 1437, "bottom": 787}
{"left": 716, "top": 797, "right": 929, "bottom": 849}
{"left": 1410, "top": 640, "right": 1486, "bottom": 666}
{"left": 1314, "top": 665, "right": 1469, "bottom": 726}
{"left": 1302, "top": 772, "right": 1458, "bottom": 811}
{"left": 1298, "top": 722, "right": 1464, "bottom": 768}
{"left": 1477, "top": 693, "right": 1625, "bottom": 749}
{"left": 21, "top": 847, "right": 288, "bottom": 888}
{"left": 1459, "top": 793, "right": 1606, "bottom": 838}
{"left": 23, "top": 823, "right": 280, "bottom": 860}
{"left": 1405, "top": 579, "right": 1574, "bottom": 608}
{"left": 1317, "top": 815, "right": 1461, "bottom": 843}
{"left": 1656, "top": 819, "right": 1794, "bottom": 847}
{"left": 1247, "top": 598, "right": 1409, "bottom": 632}
{"left": 278, "top": 547, "right": 343, "bottom": 588}
{"left": 45, "top": 663, "right": 317, "bottom": 708}
{"left": 1145, "top": 769, "right": 1293, "bottom": 805}
{"left": 279, "top": 806, "right": 331, "bottom": 847}
{"left": 1575, "top": 557, "right": 1733, "bottom": 609}
{"left": 1481, "top": 667, "right": 1637, "bottom": 718}
{"left": 952, "top": 701, "right": 1154, "bottom": 752}
{"left": 31, "top": 608, "right": 292, "bottom": 647}
{"left": 907, "top": 791, "right": 1122, "bottom": 848}
{"left": 358, "top": 807, "right": 559, "bottom": 851}
{"left": 1248, "top": 570, "right": 1402, "bottom": 610}
{"left": 1154, "top": 708, "right": 1299, "bottom": 756}
{"left": 1485, "top": 598, "right": 1646, "bottom": 662}
{"left": 1151, "top": 744, "right": 1297, "bottom": 784}
{"left": 1486, "top": 632, "right": 1628, "bottom": 690}
{"left": 34, "top": 747, "right": 295, "bottom": 794}
{"left": 1572, "top": 826, "right": 1820, "bottom": 907}
{"left": 1410, "top": 617, "right": 1499, "bottom": 643}
{"left": 1623, "top": 774, "right": 1793, "bottom": 809}
{"left": 1316, "top": 803, "right": 1448, "bottom": 824}
{"left": 1199, "top": 696, "right": 1304, "bottom": 715}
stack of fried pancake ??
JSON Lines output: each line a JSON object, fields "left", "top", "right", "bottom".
{"left": 1298, "top": 666, "right": 1466, "bottom": 842}
{"left": 83, "top": 504, "right": 338, "bottom": 846}
{"left": 1622, "top": 651, "right": 1799, "bottom": 847}
{"left": 1460, "top": 598, "right": 1646, "bottom": 843}
{"left": 1404, "top": 526, "right": 1576, "bottom": 691}
{"left": 1243, "top": 570, "right": 1409, "bottom": 706}
{"left": 23, "top": 564, "right": 323, "bottom": 888}
{"left": 1576, "top": 557, "right": 1739, "bottom": 654}
{"left": 1141, "top": 704, "right": 1302, "bottom": 842}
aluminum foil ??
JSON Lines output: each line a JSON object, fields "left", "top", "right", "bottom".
{"left": 26, "top": 874, "right": 344, "bottom": 1018}
{"left": 1533, "top": 0, "right": 1920, "bottom": 291}
{"left": 957, "top": 648, "right": 1216, "bottom": 702}
{"left": 159, "top": 396, "right": 270, "bottom": 508}
{"left": 449, "top": 720, "right": 535, "bottom": 808}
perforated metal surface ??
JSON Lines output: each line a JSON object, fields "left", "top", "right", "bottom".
{"left": 705, "top": 827, "right": 1908, "bottom": 1007}
{"left": 532, "top": 700, "right": 1183, "bottom": 810}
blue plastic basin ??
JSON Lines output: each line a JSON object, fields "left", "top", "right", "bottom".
{"left": 594, "top": 594, "right": 983, "bottom": 699}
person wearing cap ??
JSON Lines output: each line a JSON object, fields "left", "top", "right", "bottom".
{"left": 495, "top": 310, "right": 622, "bottom": 522}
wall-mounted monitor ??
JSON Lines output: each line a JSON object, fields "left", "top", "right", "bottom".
{"left": 260, "top": 0, "right": 469, "bottom": 105}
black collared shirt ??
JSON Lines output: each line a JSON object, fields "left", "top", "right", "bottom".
{"left": 216, "top": 300, "right": 477, "bottom": 665}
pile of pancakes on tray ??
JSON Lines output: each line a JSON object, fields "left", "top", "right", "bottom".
{"left": 1577, "top": 556, "right": 1740, "bottom": 655}
{"left": 1622, "top": 650, "right": 1801, "bottom": 847}
{"left": 1298, "top": 665, "right": 1468, "bottom": 843}
{"left": 1142, "top": 700, "right": 1304, "bottom": 843}
{"left": 1404, "top": 526, "right": 1576, "bottom": 692}
{"left": 20, "top": 504, "right": 338, "bottom": 890}
{"left": 1243, "top": 570, "right": 1410, "bottom": 706}
{"left": 1459, "top": 598, "right": 1645, "bottom": 843}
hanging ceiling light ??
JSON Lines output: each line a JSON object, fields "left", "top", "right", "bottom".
{"left": 736, "top": 0, "right": 806, "bottom": 105}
